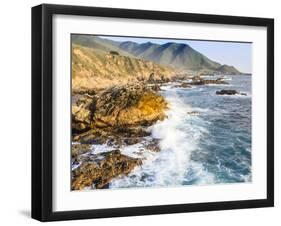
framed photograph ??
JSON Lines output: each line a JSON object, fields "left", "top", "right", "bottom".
{"left": 32, "top": 4, "right": 274, "bottom": 221}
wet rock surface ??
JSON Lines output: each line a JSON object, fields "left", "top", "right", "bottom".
{"left": 174, "top": 82, "right": 192, "bottom": 88}
{"left": 216, "top": 89, "right": 247, "bottom": 96}
{"left": 71, "top": 84, "right": 168, "bottom": 189}
{"left": 187, "top": 111, "right": 200, "bottom": 116}
{"left": 73, "top": 126, "right": 151, "bottom": 147}
{"left": 72, "top": 143, "right": 91, "bottom": 157}
{"left": 72, "top": 150, "right": 142, "bottom": 190}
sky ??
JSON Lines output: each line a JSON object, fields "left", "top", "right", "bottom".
{"left": 99, "top": 35, "right": 252, "bottom": 73}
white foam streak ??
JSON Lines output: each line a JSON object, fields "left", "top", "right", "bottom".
{"left": 110, "top": 90, "right": 213, "bottom": 188}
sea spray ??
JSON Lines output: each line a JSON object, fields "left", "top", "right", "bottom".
{"left": 109, "top": 75, "right": 251, "bottom": 188}
{"left": 110, "top": 89, "right": 213, "bottom": 188}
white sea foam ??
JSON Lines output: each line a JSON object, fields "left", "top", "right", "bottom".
{"left": 91, "top": 144, "right": 114, "bottom": 154}
{"left": 110, "top": 90, "right": 214, "bottom": 188}
{"left": 206, "top": 83, "right": 233, "bottom": 87}
{"left": 216, "top": 92, "right": 251, "bottom": 98}
{"left": 186, "top": 161, "right": 215, "bottom": 185}
{"left": 222, "top": 77, "right": 232, "bottom": 81}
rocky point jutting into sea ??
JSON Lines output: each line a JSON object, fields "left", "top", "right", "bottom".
{"left": 71, "top": 35, "right": 252, "bottom": 190}
{"left": 72, "top": 82, "right": 170, "bottom": 189}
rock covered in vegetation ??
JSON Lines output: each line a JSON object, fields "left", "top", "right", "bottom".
{"left": 71, "top": 149, "right": 142, "bottom": 190}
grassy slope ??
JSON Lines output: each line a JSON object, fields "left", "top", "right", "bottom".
{"left": 72, "top": 35, "right": 241, "bottom": 74}
{"left": 72, "top": 44, "right": 176, "bottom": 91}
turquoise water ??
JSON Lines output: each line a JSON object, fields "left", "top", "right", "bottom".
{"left": 108, "top": 75, "right": 252, "bottom": 188}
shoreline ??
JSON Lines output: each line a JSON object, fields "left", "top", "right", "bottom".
{"left": 71, "top": 74, "right": 249, "bottom": 190}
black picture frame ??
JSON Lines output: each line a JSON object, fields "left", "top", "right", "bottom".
{"left": 32, "top": 3, "right": 274, "bottom": 222}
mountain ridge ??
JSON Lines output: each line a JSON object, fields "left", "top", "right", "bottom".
{"left": 72, "top": 35, "right": 243, "bottom": 74}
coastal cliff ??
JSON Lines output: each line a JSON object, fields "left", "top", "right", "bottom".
{"left": 72, "top": 44, "right": 176, "bottom": 92}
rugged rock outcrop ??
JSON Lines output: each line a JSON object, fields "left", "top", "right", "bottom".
{"left": 92, "top": 84, "right": 167, "bottom": 128}
{"left": 71, "top": 84, "right": 166, "bottom": 189}
{"left": 72, "top": 84, "right": 168, "bottom": 134}
{"left": 72, "top": 95, "right": 95, "bottom": 133}
{"left": 72, "top": 149, "right": 142, "bottom": 190}
{"left": 72, "top": 143, "right": 91, "bottom": 157}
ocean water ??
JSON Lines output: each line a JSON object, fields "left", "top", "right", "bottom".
{"left": 91, "top": 75, "right": 252, "bottom": 188}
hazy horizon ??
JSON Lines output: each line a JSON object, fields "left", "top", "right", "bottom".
{"left": 98, "top": 35, "right": 252, "bottom": 74}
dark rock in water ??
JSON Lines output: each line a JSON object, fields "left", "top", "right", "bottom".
{"left": 188, "top": 76, "right": 228, "bottom": 85}
{"left": 216, "top": 89, "right": 239, "bottom": 95}
{"left": 174, "top": 82, "right": 192, "bottom": 88}
{"left": 187, "top": 111, "right": 200, "bottom": 116}
{"left": 124, "top": 137, "right": 142, "bottom": 145}
{"left": 71, "top": 149, "right": 142, "bottom": 190}
{"left": 144, "top": 139, "right": 161, "bottom": 152}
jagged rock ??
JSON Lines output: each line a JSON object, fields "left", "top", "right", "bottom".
{"left": 73, "top": 126, "right": 151, "bottom": 147}
{"left": 124, "top": 137, "right": 142, "bottom": 145}
{"left": 72, "top": 84, "right": 167, "bottom": 136}
{"left": 144, "top": 139, "right": 161, "bottom": 152}
{"left": 72, "top": 143, "right": 91, "bottom": 157}
{"left": 92, "top": 84, "right": 168, "bottom": 128}
{"left": 71, "top": 150, "right": 142, "bottom": 190}
{"left": 72, "top": 95, "right": 95, "bottom": 133}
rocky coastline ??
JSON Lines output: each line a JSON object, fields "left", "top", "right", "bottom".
{"left": 71, "top": 75, "right": 239, "bottom": 190}
{"left": 72, "top": 82, "right": 169, "bottom": 190}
